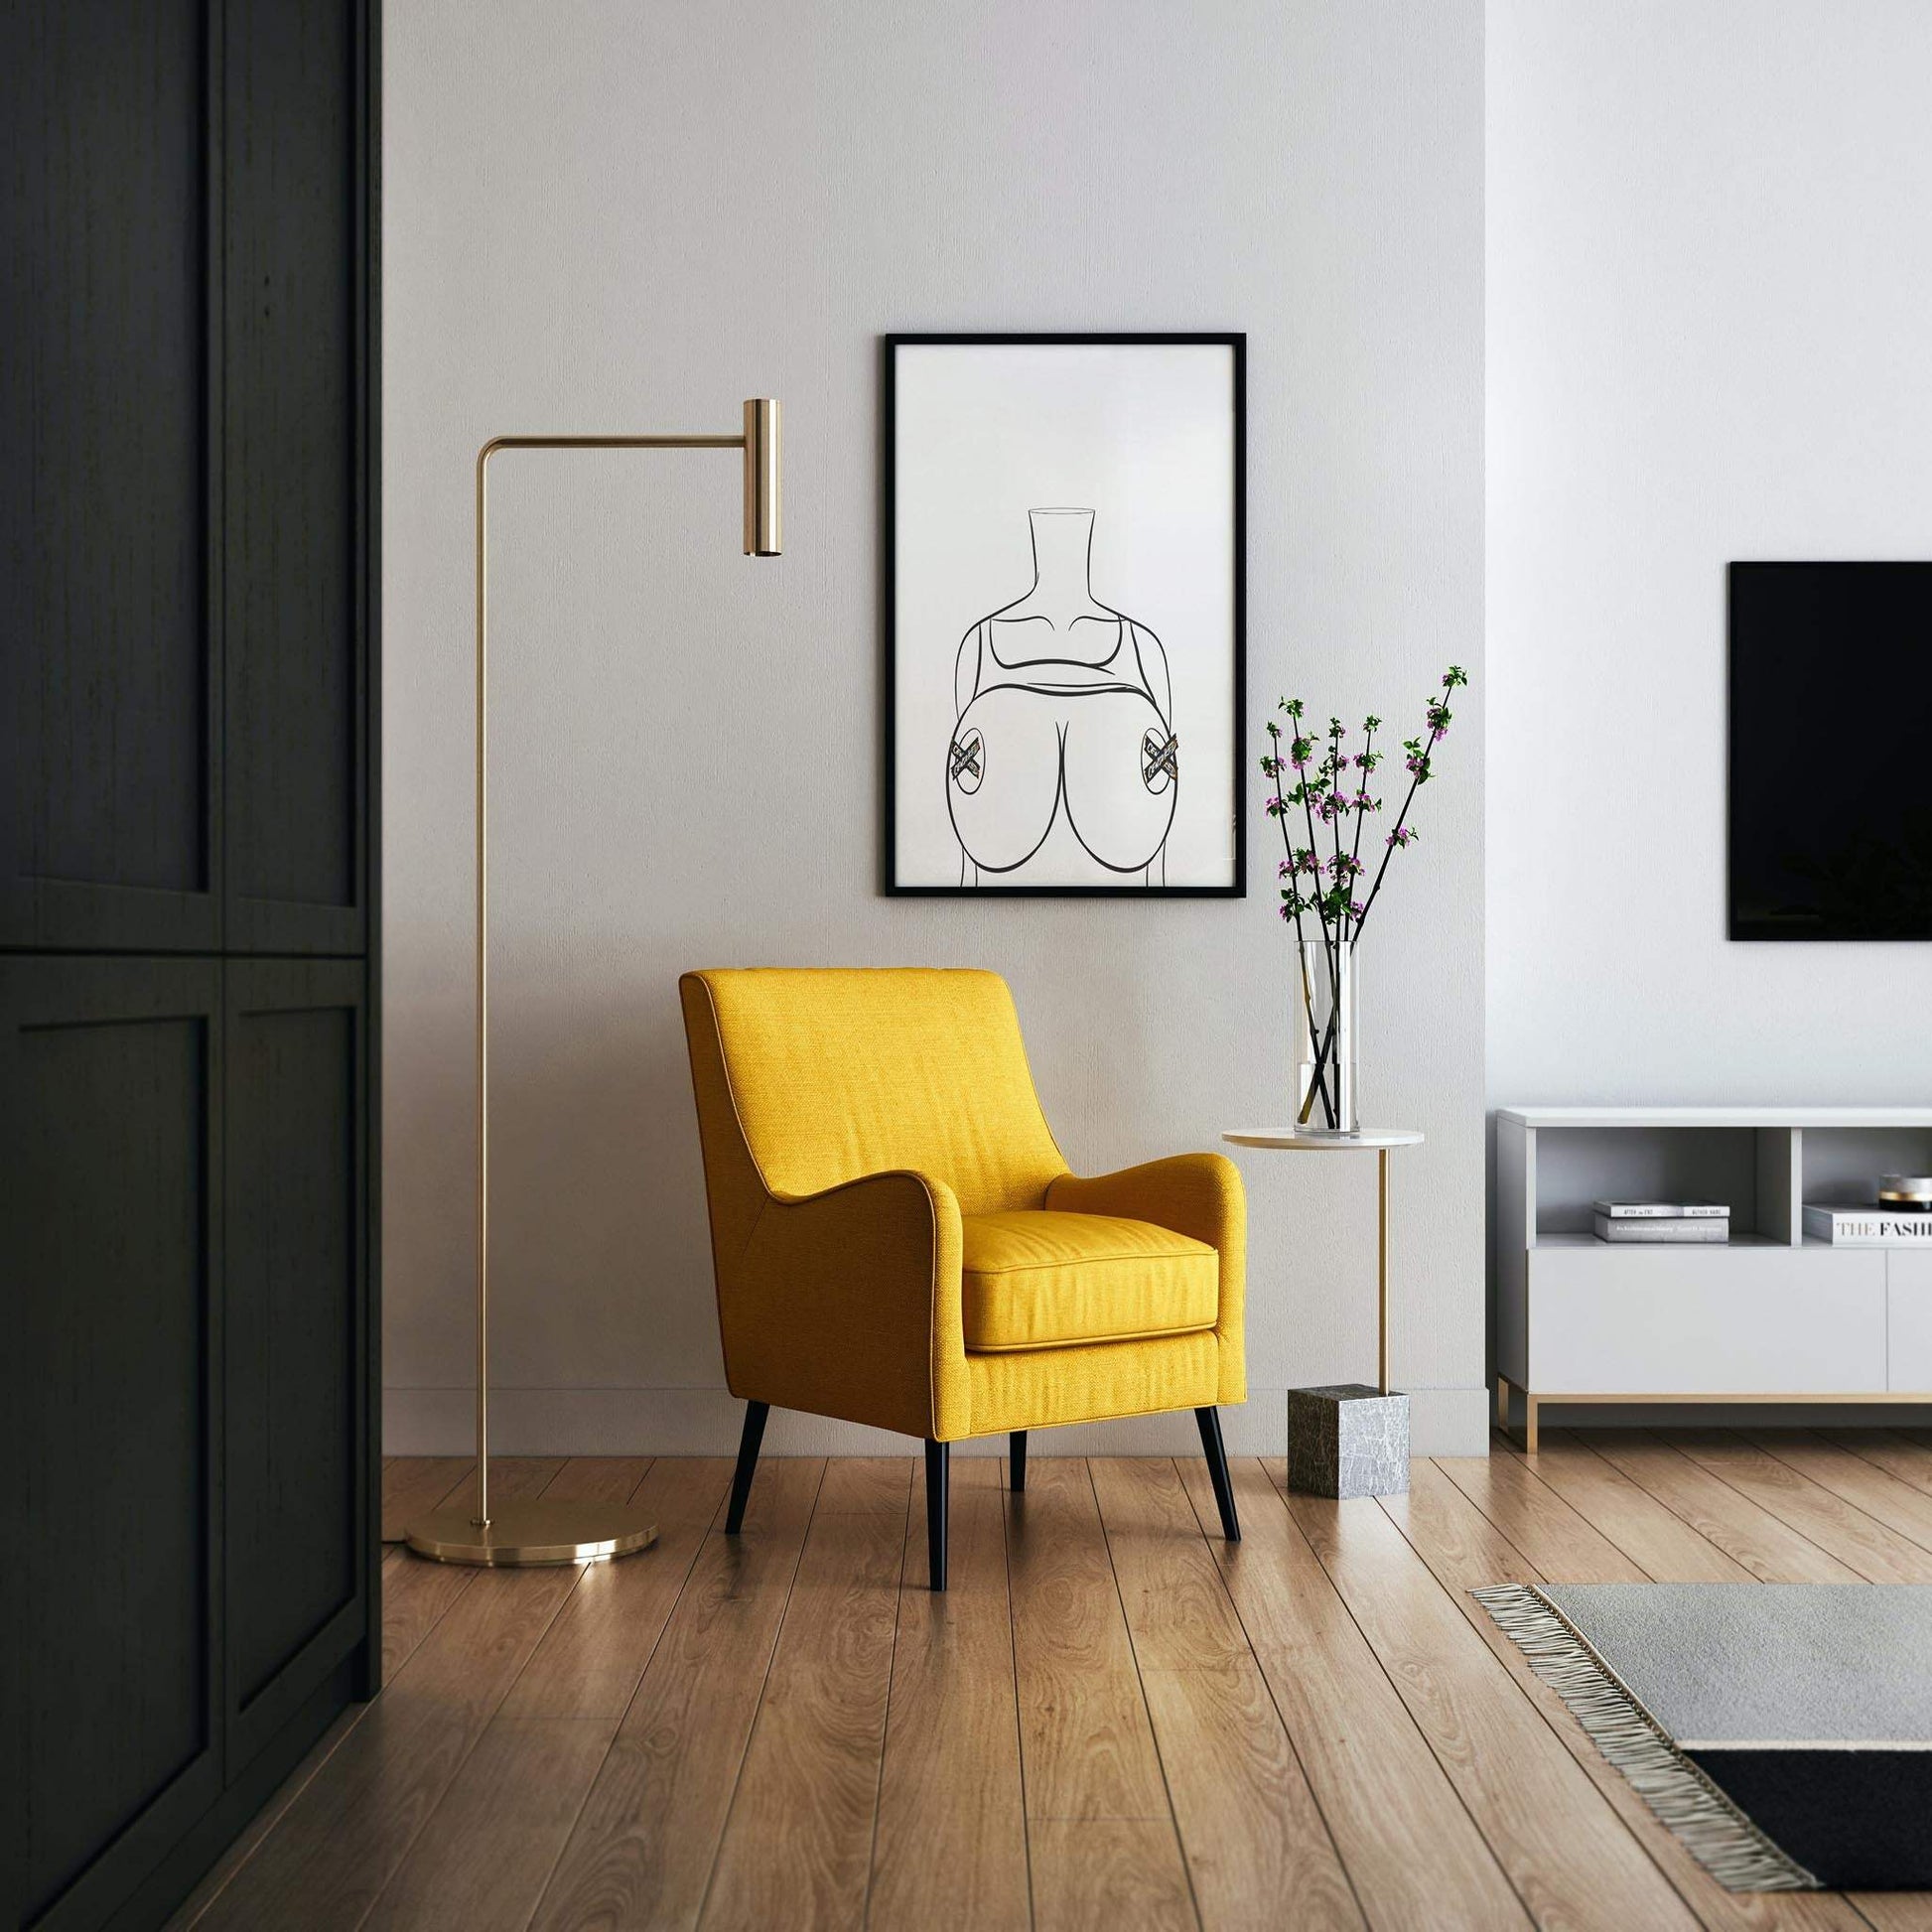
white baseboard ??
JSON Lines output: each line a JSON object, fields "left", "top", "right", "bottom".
{"left": 1404, "top": 1385, "right": 1492, "bottom": 1455}
{"left": 383, "top": 1383, "right": 1492, "bottom": 1459}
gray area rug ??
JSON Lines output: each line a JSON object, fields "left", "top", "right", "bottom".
{"left": 1475, "top": 1584, "right": 1932, "bottom": 1890}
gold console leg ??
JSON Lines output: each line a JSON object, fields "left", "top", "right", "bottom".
{"left": 1495, "top": 1375, "right": 1539, "bottom": 1454}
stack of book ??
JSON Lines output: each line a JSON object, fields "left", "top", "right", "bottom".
{"left": 1591, "top": 1199, "right": 1730, "bottom": 1244}
{"left": 1803, "top": 1205, "right": 1932, "bottom": 1246}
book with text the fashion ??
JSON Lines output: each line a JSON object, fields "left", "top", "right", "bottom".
{"left": 1803, "top": 1205, "right": 1932, "bottom": 1245}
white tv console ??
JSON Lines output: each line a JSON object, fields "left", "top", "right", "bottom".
{"left": 1495, "top": 1106, "right": 1932, "bottom": 1452}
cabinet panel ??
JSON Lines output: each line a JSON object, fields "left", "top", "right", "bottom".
{"left": 222, "top": 0, "right": 366, "bottom": 955}
{"left": 0, "top": 960, "right": 222, "bottom": 1931}
{"left": 1527, "top": 1245, "right": 1887, "bottom": 1393}
{"left": 1887, "top": 1250, "right": 1932, "bottom": 1393}
{"left": 224, "top": 961, "right": 368, "bottom": 1762}
{"left": 0, "top": 1, "right": 218, "bottom": 952}
{"left": 2, "top": 0, "right": 375, "bottom": 1924}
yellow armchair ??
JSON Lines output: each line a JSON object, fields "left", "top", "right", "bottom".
{"left": 680, "top": 966, "right": 1246, "bottom": 1587}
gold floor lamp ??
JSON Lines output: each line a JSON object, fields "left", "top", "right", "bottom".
{"left": 406, "top": 399, "right": 782, "bottom": 1567}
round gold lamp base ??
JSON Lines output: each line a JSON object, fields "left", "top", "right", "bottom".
{"left": 404, "top": 1498, "right": 658, "bottom": 1567}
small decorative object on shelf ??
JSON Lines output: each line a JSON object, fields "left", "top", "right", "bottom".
{"left": 1878, "top": 1173, "right": 1932, "bottom": 1211}
{"left": 1263, "top": 667, "right": 1467, "bottom": 1135}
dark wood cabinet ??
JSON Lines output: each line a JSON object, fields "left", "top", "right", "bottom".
{"left": 3, "top": 0, "right": 373, "bottom": 961}
{"left": 223, "top": 0, "right": 370, "bottom": 956}
{"left": 2, "top": 961, "right": 225, "bottom": 1932}
{"left": 223, "top": 961, "right": 370, "bottom": 1768}
{"left": 1, "top": 5, "right": 378, "bottom": 1929}
{"left": 1, "top": 0, "right": 220, "bottom": 954}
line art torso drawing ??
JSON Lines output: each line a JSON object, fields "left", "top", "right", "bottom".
{"left": 947, "top": 507, "right": 1177, "bottom": 886}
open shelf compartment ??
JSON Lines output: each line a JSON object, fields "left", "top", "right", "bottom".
{"left": 1527, "top": 1123, "right": 1796, "bottom": 1245}
{"left": 1801, "top": 1126, "right": 1932, "bottom": 1209}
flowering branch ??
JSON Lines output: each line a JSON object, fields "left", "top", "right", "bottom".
{"left": 1266, "top": 666, "right": 1467, "bottom": 1127}
{"left": 1264, "top": 703, "right": 1340, "bottom": 1125}
{"left": 1349, "top": 667, "right": 1464, "bottom": 944}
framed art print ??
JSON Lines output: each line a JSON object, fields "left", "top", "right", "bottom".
{"left": 885, "top": 333, "right": 1245, "bottom": 896}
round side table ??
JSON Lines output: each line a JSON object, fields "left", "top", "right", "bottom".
{"left": 1223, "top": 1128, "right": 1425, "bottom": 1497}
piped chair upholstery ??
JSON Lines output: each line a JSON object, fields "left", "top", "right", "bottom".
{"left": 679, "top": 966, "right": 1246, "bottom": 1586}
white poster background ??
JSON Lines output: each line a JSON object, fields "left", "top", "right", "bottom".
{"left": 893, "top": 343, "right": 1238, "bottom": 890}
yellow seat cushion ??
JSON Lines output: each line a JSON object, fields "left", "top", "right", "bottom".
{"left": 961, "top": 1210, "right": 1219, "bottom": 1353}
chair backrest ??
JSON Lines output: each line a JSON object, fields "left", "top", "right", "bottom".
{"left": 679, "top": 967, "right": 1067, "bottom": 1219}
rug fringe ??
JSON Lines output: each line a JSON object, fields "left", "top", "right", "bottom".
{"left": 1472, "top": 1583, "right": 1820, "bottom": 1892}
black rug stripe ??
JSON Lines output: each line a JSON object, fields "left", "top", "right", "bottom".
{"left": 1687, "top": 1748, "right": 1932, "bottom": 1890}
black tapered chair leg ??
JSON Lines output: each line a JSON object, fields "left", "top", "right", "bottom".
{"left": 1009, "top": 1430, "right": 1028, "bottom": 1493}
{"left": 1195, "top": 1406, "right": 1240, "bottom": 1542}
{"left": 925, "top": 1440, "right": 950, "bottom": 1590}
{"left": 725, "top": 1400, "right": 769, "bottom": 1534}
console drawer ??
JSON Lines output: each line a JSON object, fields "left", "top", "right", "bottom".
{"left": 1889, "top": 1249, "right": 1932, "bottom": 1393}
{"left": 1526, "top": 1244, "right": 1886, "bottom": 1393}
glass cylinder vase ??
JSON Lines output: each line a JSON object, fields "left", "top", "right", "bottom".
{"left": 1294, "top": 936, "right": 1358, "bottom": 1135}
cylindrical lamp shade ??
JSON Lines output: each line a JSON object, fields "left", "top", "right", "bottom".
{"left": 743, "top": 397, "right": 781, "bottom": 555}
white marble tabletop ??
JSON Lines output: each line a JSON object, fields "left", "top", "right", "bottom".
{"left": 1222, "top": 1128, "right": 1424, "bottom": 1152}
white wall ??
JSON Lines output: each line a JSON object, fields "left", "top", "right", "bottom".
{"left": 1488, "top": 1, "right": 1932, "bottom": 1109}
{"left": 382, "top": 0, "right": 1487, "bottom": 1457}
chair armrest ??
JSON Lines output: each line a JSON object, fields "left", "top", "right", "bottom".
{"left": 724, "top": 1169, "right": 969, "bottom": 1442}
{"left": 1046, "top": 1152, "right": 1243, "bottom": 1253}
{"left": 1045, "top": 1153, "right": 1246, "bottom": 1404}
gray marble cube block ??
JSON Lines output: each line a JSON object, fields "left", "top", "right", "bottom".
{"left": 1286, "top": 1383, "right": 1410, "bottom": 1497}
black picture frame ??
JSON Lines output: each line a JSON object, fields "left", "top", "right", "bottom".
{"left": 1728, "top": 560, "right": 1932, "bottom": 942}
{"left": 883, "top": 332, "right": 1247, "bottom": 897}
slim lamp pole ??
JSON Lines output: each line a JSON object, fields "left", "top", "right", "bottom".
{"left": 406, "top": 400, "right": 782, "bottom": 1567}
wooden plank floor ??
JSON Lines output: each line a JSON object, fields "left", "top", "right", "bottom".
{"left": 172, "top": 1433, "right": 1932, "bottom": 1931}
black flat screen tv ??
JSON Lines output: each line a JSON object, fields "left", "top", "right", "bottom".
{"left": 1729, "top": 562, "right": 1932, "bottom": 940}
